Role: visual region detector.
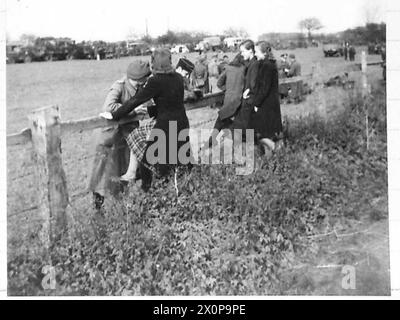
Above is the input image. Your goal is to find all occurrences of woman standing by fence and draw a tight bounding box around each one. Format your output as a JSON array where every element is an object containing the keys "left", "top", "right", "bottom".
[{"left": 250, "top": 41, "right": 282, "bottom": 155}]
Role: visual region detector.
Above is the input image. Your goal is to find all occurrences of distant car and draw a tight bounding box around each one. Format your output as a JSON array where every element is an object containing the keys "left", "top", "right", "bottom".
[
  {"left": 171, "top": 45, "right": 189, "bottom": 54},
  {"left": 323, "top": 43, "right": 342, "bottom": 57}
]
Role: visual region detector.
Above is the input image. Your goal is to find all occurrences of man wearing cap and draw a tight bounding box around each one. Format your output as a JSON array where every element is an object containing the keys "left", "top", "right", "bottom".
[
  {"left": 287, "top": 54, "right": 301, "bottom": 78},
  {"left": 88, "top": 60, "right": 151, "bottom": 209}
]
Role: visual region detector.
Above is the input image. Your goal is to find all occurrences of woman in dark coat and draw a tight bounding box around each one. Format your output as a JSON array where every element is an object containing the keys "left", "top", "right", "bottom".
[
  {"left": 201, "top": 52, "right": 245, "bottom": 150},
  {"left": 233, "top": 39, "right": 259, "bottom": 136},
  {"left": 250, "top": 41, "right": 282, "bottom": 154},
  {"left": 101, "top": 49, "right": 192, "bottom": 191}
]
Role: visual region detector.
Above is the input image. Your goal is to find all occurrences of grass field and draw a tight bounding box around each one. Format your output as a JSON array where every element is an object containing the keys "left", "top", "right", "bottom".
[{"left": 6, "top": 47, "right": 389, "bottom": 295}]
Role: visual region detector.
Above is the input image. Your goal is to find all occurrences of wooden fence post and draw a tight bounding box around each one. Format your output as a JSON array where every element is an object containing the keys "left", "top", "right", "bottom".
[
  {"left": 28, "top": 105, "right": 69, "bottom": 249},
  {"left": 313, "top": 62, "right": 327, "bottom": 120},
  {"left": 361, "top": 51, "right": 370, "bottom": 150}
]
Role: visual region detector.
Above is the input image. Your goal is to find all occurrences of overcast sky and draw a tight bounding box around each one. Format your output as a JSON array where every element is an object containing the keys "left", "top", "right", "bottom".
[{"left": 5, "top": 0, "right": 388, "bottom": 42}]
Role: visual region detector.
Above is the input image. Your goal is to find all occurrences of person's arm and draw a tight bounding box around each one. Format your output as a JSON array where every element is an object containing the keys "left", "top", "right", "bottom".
[
  {"left": 111, "top": 77, "right": 160, "bottom": 120},
  {"left": 102, "top": 81, "right": 123, "bottom": 112},
  {"left": 253, "top": 63, "right": 273, "bottom": 108},
  {"left": 216, "top": 70, "right": 227, "bottom": 91}
]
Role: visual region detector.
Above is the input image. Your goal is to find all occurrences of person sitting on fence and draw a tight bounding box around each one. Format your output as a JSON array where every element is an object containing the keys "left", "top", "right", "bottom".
[
  {"left": 99, "top": 50, "right": 194, "bottom": 192},
  {"left": 87, "top": 60, "right": 152, "bottom": 209},
  {"left": 277, "top": 53, "right": 289, "bottom": 78},
  {"left": 107, "top": 58, "right": 198, "bottom": 184},
  {"left": 286, "top": 54, "right": 301, "bottom": 78},
  {"left": 191, "top": 54, "right": 210, "bottom": 95}
]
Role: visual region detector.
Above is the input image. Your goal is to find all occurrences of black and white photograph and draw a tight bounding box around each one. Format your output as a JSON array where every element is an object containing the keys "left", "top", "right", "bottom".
[{"left": 2, "top": 0, "right": 398, "bottom": 297}]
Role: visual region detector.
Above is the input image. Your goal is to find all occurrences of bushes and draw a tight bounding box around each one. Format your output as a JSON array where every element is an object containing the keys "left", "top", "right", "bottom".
[{"left": 8, "top": 87, "right": 387, "bottom": 295}]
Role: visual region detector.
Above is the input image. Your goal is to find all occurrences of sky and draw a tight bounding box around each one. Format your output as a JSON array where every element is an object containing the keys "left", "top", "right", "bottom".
[{"left": 5, "top": 0, "right": 388, "bottom": 42}]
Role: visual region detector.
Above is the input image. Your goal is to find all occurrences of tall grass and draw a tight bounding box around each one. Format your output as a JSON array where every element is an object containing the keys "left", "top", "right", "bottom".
[{"left": 8, "top": 85, "right": 387, "bottom": 296}]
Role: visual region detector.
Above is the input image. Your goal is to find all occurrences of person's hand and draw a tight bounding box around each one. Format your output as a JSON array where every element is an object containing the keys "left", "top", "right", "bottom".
[
  {"left": 243, "top": 89, "right": 250, "bottom": 99},
  {"left": 134, "top": 104, "right": 148, "bottom": 115},
  {"left": 99, "top": 112, "right": 113, "bottom": 120},
  {"left": 254, "top": 106, "right": 258, "bottom": 113}
]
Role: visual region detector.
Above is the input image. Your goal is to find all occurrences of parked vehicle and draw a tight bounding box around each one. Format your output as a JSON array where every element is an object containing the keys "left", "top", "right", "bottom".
[
  {"left": 323, "top": 43, "right": 342, "bottom": 57},
  {"left": 170, "top": 44, "right": 189, "bottom": 54},
  {"left": 127, "top": 41, "right": 152, "bottom": 56},
  {"left": 202, "top": 36, "right": 223, "bottom": 51},
  {"left": 6, "top": 43, "right": 26, "bottom": 63}
]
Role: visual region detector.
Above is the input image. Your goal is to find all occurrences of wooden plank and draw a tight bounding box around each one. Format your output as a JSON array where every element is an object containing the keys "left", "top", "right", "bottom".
[
  {"left": 28, "top": 105, "right": 69, "bottom": 248},
  {"left": 7, "top": 128, "right": 32, "bottom": 146}
]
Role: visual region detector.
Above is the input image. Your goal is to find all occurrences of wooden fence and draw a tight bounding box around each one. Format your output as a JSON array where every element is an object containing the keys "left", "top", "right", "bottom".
[{"left": 6, "top": 54, "right": 380, "bottom": 248}]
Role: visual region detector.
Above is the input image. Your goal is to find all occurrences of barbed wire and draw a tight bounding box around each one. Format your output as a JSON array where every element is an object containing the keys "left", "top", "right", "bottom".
[{"left": 7, "top": 204, "right": 39, "bottom": 218}]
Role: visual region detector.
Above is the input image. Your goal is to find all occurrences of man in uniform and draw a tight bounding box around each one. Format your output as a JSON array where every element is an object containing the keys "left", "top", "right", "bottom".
[
  {"left": 286, "top": 54, "right": 302, "bottom": 103},
  {"left": 88, "top": 60, "right": 151, "bottom": 209}
]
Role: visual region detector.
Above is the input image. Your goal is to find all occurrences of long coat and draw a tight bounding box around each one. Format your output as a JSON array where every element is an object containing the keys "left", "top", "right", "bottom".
[
  {"left": 233, "top": 57, "right": 259, "bottom": 130},
  {"left": 250, "top": 58, "right": 282, "bottom": 140},
  {"left": 88, "top": 77, "right": 140, "bottom": 196},
  {"left": 111, "top": 72, "right": 191, "bottom": 175},
  {"left": 216, "top": 64, "right": 245, "bottom": 120}
]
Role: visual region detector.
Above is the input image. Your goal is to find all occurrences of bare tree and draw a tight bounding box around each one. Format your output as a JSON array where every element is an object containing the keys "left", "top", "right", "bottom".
[{"left": 298, "top": 18, "right": 323, "bottom": 41}]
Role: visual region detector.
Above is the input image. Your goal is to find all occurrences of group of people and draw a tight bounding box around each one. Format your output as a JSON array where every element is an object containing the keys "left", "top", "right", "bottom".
[
  {"left": 343, "top": 42, "right": 356, "bottom": 61},
  {"left": 88, "top": 40, "right": 283, "bottom": 210}
]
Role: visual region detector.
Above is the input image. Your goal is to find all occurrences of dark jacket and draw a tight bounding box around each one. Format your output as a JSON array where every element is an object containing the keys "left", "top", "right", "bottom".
[
  {"left": 216, "top": 64, "right": 245, "bottom": 120},
  {"left": 112, "top": 72, "right": 191, "bottom": 171},
  {"left": 243, "top": 57, "right": 259, "bottom": 106},
  {"left": 287, "top": 61, "right": 301, "bottom": 77},
  {"left": 250, "top": 58, "right": 282, "bottom": 140}
]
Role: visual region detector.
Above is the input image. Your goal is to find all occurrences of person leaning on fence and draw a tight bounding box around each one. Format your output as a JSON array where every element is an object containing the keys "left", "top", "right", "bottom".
[
  {"left": 87, "top": 60, "right": 151, "bottom": 209},
  {"left": 99, "top": 49, "right": 193, "bottom": 192},
  {"left": 108, "top": 57, "right": 198, "bottom": 185},
  {"left": 249, "top": 41, "right": 283, "bottom": 157},
  {"left": 200, "top": 52, "right": 245, "bottom": 151}
]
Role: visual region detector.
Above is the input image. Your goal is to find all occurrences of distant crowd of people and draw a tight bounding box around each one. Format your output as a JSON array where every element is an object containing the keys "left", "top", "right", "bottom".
[{"left": 89, "top": 40, "right": 293, "bottom": 209}]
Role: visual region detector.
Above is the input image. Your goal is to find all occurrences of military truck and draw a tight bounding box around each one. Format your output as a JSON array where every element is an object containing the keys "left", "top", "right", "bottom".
[
  {"left": 322, "top": 43, "right": 342, "bottom": 57},
  {"left": 6, "top": 43, "right": 26, "bottom": 63},
  {"left": 33, "top": 37, "right": 75, "bottom": 61},
  {"left": 127, "top": 41, "right": 152, "bottom": 56},
  {"left": 71, "top": 42, "right": 95, "bottom": 60}
]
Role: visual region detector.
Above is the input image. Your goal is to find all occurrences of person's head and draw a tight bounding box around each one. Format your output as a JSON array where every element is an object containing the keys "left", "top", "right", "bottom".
[
  {"left": 255, "top": 41, "right": 272, "bottom": 60},
  {"left": 223, "top": 55, "right": 229, "bottom": 63},
  {"left": 280, "top": 54, "right": 287, "bottom": 62},
  {"left": 176, "top": 58, "right": 195, "bottom": 78},
  {"left": 126, "top": 60, "right": 151, "bottom": 87},
  {"left": 239, "top": 39, "right": 255, "bottom": 61},
  {"left": 229, "top": 52, "right": 244, "bottom": 67},
  {"left": 289, "top": 53, "right": 296, "bottom": 63},
  {"left": 151, "top": 48, "right": 174, "bottom": 74}
]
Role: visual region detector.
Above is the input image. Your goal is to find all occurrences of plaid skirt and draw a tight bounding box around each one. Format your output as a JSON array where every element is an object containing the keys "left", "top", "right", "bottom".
[{"left": 125, "top": 119, "right": 157, "bottom": 173}]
